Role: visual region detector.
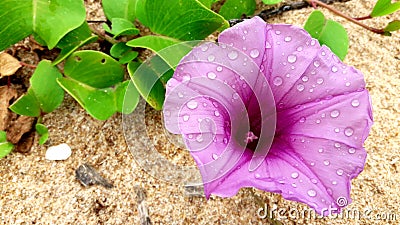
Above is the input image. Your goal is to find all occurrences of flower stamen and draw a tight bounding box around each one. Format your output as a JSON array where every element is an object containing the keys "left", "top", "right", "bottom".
[{"left": 245, "top": 131, "right": 258, "bottom": 144}]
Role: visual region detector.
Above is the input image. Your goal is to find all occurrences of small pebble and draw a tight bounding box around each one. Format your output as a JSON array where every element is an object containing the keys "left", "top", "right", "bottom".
[{"left": 45, "top": 143, "right": 72, "bottom": 160}]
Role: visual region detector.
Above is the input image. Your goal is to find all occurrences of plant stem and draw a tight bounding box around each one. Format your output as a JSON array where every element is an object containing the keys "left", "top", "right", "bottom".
[
  {"left": 354, "top": 15, "right": 372, "bottom": 21},
  {"left": 89, "top": 25, "right": 117, "bottom": 45},
  {"left": 20, "top": 62, "right": 37, "bottom": 68},
  {"left": 306, "top": 0, "right": 385, "bottom": 34}
]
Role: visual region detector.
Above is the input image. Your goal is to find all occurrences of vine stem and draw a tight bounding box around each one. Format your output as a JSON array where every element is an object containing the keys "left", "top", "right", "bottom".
[
  {"left": 306, "top": 0, "right": 385, "bottom": 34},
  {"left": 89, "top": 25, "right": 118, "bottom": 45}
]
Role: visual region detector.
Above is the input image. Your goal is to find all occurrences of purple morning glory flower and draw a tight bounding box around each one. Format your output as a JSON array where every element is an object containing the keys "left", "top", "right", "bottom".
[{"left": 163, "top": 17, "right": 373, "bottom": 215}]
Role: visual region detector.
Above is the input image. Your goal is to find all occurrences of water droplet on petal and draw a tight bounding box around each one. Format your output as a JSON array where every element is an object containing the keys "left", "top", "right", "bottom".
[
  {"left": 302, "top": 76, "right": 309, "bottom": 82},
  {"left": 332, "top": 181, "right": 337, "bottom": 185},
  {"left": 284, "top": 36, "right": 292, "bottom": 42},
  {"left": 310, "top": 40, "right": 316, "bottom": 46},
  {"left": 291, "top": 172, "right": 299, "bottom": 179},
  {"left": 316, "top": 119, "right": 321, "bottom": 124},
  {"left": 212, "top": 153, "right": 218, "bottom": 160},
  {"left": 255, "top": 173, "right": 261, "bottom": 179},
  {"left": 307, "top": 189, "right": 316, "bottom": 197},
  {"left": 292, "top": 183, "right": 297, "bottom": 188},
  {"left": 331, "top": 66, "right": 338, "bottom": 73},
  {"left": 186, "top": 100, "right": 198, "bottom": 109},
  {"left": 228, "top": 51, "right": 238, "bottom": 60},
  {"left": 334, "top": 128, "right": 340, "bottom": 133},
  {"left": 330, "top": 110, "right": 340, "bottom": 118},
  {"left": 178, "top": 92, "right": 184, "bottom": 98},
  {"left": 275, "top": 30, "right": 281, "bottom": 35},
  {"left": 351, "top": 99, "right": 360, "bottom": 107},
  {"left": 207, "top": 72, "right": 216, "bottom": 80},
  {"left": 273, "top": 77, "right": 283, "bottom": 86},
  {"left": 208, "top": 55, "right": 215, "bottom": 62},
  {"left": 321, "top": 51, "right": 326, "bottom": 56},
  {"left": 318, "top": 148, "right": 324, "bottom": 153},
  {"left": 183, "top": 115, "right": 190, "bottom": 121},
  {"left": 297, "top": 84, "right": 305, "bottom": 92},
  {"left": 201, "top": 45, "right": 208, "bottom": 52},
  {"left": 313, "top": 61, "right": 320, "bottom": 67},
  {"left": 336, "top": 169, "right": 344, "bottom": 176},
  {"left": 297, "top": 46, "right": 303, "bottom": 52},
  {"left": 250, "top": 49, "right": 260, "bottom": 58},
  {"left": 334, "top": 142, "right": 341, "bottom": 148},
  {"left": 223, "top": 138, "right": 228, "bottom": 144},
  {"left": 232, "top": 93, "right": 240, "bottom": 100},
  {"left": 265, "top": 41, "right": 271, "bottom": 49},
  {"left": 196, "top": 135, "right": 203, "bottom": 142},
  {"left": 216, "top": 66, "right": 223, "bottom": 72},
  {"left": 183, "top": 74, "right": 191, "bottom": 81},
  {"left": 344, "top": 127, "right": 354, "bottom": 137},
  {"left": 214, "top": 110, "right": 220, "bottom": 117},
  {"left": 323, "top": 160, "right": 330, "bottom": 166},
  {"left": 348, "top": 148, "right": 356, "bottom": 154},
  {"left": 299, "top": 117, "right": 306, "bottom": 123},
  {"left": 345, "top": 82, "right": 351, "bottom": 87},
  {"left": 311, "top": 179, "right": 318, "bottom": 184},
  {"left": 287, "top": 55, "right": 297, "bottom": 63}
]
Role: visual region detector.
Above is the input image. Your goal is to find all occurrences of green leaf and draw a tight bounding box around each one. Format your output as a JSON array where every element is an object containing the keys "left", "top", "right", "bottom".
[
  {"left": 9, "top": 89, "right": 41, "bottom": 117},
  {"left": 115, "top": 80, "right": 140, "bottom": 114},
  {"left": 304, "top": 10, "right": 348, "bottom": 60},
  {"left": 64, "top": 50, "right": 125, "bottom": 88},
  {"left": 102, "top": 0, "right": 137, "bottom": 21},
  {"left": 127, "top": 35, "right": 182, "bottom": 52},
  {"left": 35, "top": 123, "right": 49, "bottom": 145},
  {"left": 53, "top": 22, "right": 98, "bottom": 65},
  {"left": 371, "top": 0, "right": 400, "bottom": 17},
  {"left": 135, "top": 0, "right": 229, "bottom": 41},
  {"left": 30, "top": 60, "right": 64, "bottom": 113},
  {"left": 57, "top": 77, "right": 117, "bottom": 120},
  {"left": 384, "top": 20, "right": 400, "bottom": 32},
  {"left": 127, "top": 36, "right": 196, "bottom": 69},
  {"left": 110, "top": 42, "right": 139, "bottom": 64},
  {"left": 103, "top": 18, "right": 140, "bottom": 38},
  {"left": 262, "top": 0, "right": 283, "bottom": 4},
  {"left": 128, "top": 61, "right": 166, "bottom": 110},
  {"left": 198, "top": 0, "right": 219, "bottom": 8},
  {"left": 219, "top": 0, "right": 256, "bottom": 20},
  {"left": 0, "top": 131, "right": 13, "bottom": 158},
  {"left": 0, "top": 0, "right": 86, "bottom": 50}
]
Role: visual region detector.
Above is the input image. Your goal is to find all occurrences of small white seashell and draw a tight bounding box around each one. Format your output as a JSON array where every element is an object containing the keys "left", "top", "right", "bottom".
[{"left": 45, "top": 143, "right": 72, "bottom": 160}]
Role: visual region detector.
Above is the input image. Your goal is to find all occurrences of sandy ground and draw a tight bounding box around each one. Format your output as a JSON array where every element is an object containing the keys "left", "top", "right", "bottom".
[{"left": 1, "top": 0, "right": 399, "bottom": 224}]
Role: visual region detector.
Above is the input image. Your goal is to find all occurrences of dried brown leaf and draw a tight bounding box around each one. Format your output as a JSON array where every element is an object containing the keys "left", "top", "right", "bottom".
[
  {"left": 6, "top": 116, "right": 35, "bottom": 144},
  {"left": 0, "top": 86, "right": 18, "bottom": 130},
  {"left": 0, "top": 52, "right": 21, "bottom": 77}
]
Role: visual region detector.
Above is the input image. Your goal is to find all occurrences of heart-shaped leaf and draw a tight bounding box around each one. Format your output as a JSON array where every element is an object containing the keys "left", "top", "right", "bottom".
[
  {"left": 102, "top": 18, "right": 140, "bottom": 38},
  {"left": 371, "top": 0, "right": 400, "bottom": 17},
  {"left": 0, "top": 0, "right": 86, "bottom": 50},
  {"left": 102, "top": 0, "right": 137, "bottom": 21},
  {"left": 57, "top": 77, "right": 116, "bottom": 120},
  {"left": 30, "top": 60, "right": 64, "bottom": 113},
  {"left": 53, "top": 22, "right": 98, "bottom": 65},
  {"left": 64, "top": 50, "right": 125, "bottom": 88},
  {"left": 10, "top": 60, "right": 64, "bottom": 116},
  {"left": 0, "top": 131, "right": 14, "bottom": 158},
  {"left": 135, "top": 0, "right": 229, "bottom": 41},
  {"left": 219, "top": 0, "right": 256, "bottom": 20},
  {"left": 304, "top": 10, "right": 349, "bottom": 60},
  {"left": 9, "top": 89, "right": 41, "bottom": 117}
]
